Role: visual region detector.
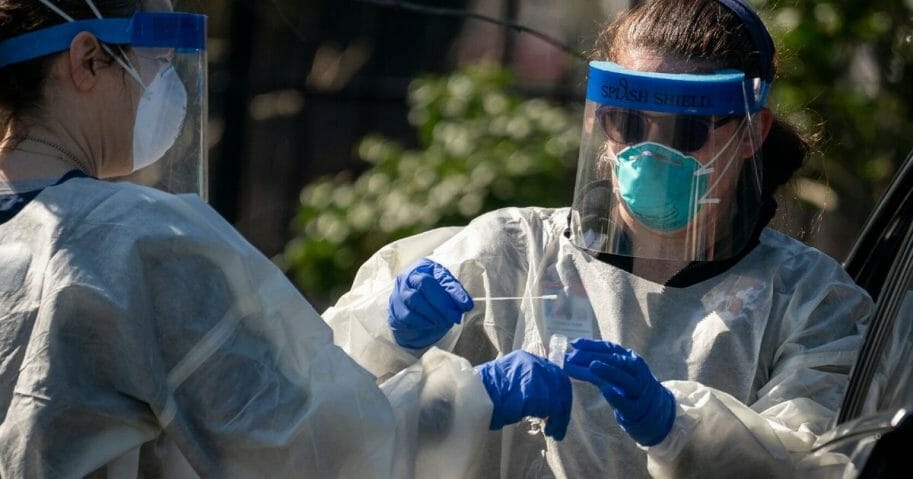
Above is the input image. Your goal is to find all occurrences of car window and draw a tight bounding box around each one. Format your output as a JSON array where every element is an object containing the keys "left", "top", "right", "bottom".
[
  {"left": 844, "top": 151, "right": 913, "bottom": 302},
  {"left": 838, "top": 149, "right": 913, "bottom": 424},
  {"left": 863, "top": 291, "right": 913, "bottom": 415},
  {"left": 839, "top": 243, "right": 913, "bottom": 424}
]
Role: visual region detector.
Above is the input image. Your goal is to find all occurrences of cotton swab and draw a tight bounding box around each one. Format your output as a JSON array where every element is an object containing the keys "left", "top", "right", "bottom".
[{"left": 471, "top": 294, "right": 558, "bottom": 301}]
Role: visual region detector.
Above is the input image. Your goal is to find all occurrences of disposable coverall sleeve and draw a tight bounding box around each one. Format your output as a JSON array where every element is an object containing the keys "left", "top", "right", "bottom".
[
  {"left": 644, "top": 252, "right": 872, "bottom": 478},
  {"left": 6, "top": 219, "right": 399, "bottom": 477},
  {"left": 2, "top": 190, "right": 493, "bottom": 478},
  {"left": 136, "top": 206, "right": 491, "bottom": 478}
]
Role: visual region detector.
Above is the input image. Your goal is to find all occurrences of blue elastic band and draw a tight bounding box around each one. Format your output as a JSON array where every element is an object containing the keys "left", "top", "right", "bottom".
[
  {"left": 0, "top": 12, "right": 206, "bottom": 69},
  {"left": 716, "top": 0, "right": 775, "bottom": 82},
  {"left": 586, "top": 61, "right": 763, "bottom": 115}
]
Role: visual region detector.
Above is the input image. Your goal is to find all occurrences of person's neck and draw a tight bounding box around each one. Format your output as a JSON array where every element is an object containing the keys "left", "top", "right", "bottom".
[
  {"left": 630, "top": 257, "right": 690, "bottom": 283},
  {"left": 615, "top": 219, "right": 705, "bottom": 283},
  {"left": 0, "top": 150, "right": 79, "bottom": 183},
  {"left": 0, "top": 121, "right": 98, "bottom": 178},
  {"left": 625, "top": 223, "right": 688, "bottom": 258}
]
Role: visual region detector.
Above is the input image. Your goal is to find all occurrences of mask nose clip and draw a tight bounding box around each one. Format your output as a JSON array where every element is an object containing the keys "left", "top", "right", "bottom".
[{"left": 641, "top": 149, "right": 682, "bottom": 166}]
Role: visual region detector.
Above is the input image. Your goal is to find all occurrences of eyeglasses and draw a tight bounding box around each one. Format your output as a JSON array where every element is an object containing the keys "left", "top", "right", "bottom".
[{"left": 595, "top": 106, "right": 737, "bottom": 153}]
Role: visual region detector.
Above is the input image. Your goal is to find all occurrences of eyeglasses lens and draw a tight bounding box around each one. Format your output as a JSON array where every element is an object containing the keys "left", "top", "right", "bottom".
[
  {"left": 672, "top": 118, "right": 710, "bottom": 153},
  {"left": 597, "top": 107, "right": 718, "bottom": 153}
]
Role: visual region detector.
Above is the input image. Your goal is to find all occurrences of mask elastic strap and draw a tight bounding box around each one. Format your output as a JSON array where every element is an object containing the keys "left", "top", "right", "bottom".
[
  {"left": 696, "top": 120, "right": 752, "bottom": 205},
  {"left": 83, "top": 0, "right": 105, "bottom": 18},
  {"left": 694, "top": 119, "right": 749, "bottom": 176},
  {"left": 38, "top": 0, "right": 73, "bottom": 21},
  {"left": 82, "top": 0, "right": 146, "bottom": 88},
  {"left": 38, "top": 0, "right": 146, "bottom": 88}
]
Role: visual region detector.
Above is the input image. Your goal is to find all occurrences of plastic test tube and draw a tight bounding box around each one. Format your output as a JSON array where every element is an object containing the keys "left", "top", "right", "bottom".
[
  {"left": 547, "top": 333, "right": 569, "bottom": 368},
  {"left": 526, "top": 333, "right": 570, "bottom": 436}
]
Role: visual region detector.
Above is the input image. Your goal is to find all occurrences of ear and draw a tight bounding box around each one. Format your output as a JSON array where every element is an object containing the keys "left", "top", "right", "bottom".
[
  {"left": 740, "top": 108, "right": 773, "bottom": 158},
  {"left": 67, "top": 31, "right": 107, "bottom": 92}
]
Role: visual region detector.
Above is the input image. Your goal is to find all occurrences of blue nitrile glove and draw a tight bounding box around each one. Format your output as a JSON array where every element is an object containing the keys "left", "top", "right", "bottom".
[
  {"left": 474, "top": 350, "right": 573, "bottom": 440},
  {"left": 388, "top": 258, "right": 474, "bottom": 349},
  {"left": 564, "top": 338, "right": 675, "bottom": 446}
]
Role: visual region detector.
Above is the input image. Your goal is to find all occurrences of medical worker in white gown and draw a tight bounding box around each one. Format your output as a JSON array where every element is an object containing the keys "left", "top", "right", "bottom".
[
  {"left": 0, "top": 1, "right": 573, "bottom": 477},
  {"left": 324, "top": 0, "right": 874, "bottom": 477}
]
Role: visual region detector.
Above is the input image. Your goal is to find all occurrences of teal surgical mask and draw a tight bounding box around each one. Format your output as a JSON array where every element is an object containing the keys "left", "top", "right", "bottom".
[{"left": 612, "top": 125, "right": 745, "bottom": 232}]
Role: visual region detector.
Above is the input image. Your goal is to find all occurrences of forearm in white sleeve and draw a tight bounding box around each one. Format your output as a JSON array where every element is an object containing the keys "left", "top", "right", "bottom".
[{"left": 380, "top": 348, "right": 494, "bottom": 479}]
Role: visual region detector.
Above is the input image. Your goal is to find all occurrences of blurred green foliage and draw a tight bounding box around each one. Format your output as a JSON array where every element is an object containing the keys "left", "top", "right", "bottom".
[
  {"left": 281, "top": 65, "right": 580, "bottom": 307},
  {"left": 765, "top": 0, "right": 913, "bottom": 225},
  {"left": 283, "top": 1, "right": 913, "bottom": 307}
]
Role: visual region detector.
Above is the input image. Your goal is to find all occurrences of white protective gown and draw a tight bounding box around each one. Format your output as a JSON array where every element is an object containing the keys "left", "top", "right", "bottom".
[
  {"left": 0, "top": 177, "right": 491, "bottom": 478},
  {"left": 324, "top": 206, "right": 874, "bottom": 478}
]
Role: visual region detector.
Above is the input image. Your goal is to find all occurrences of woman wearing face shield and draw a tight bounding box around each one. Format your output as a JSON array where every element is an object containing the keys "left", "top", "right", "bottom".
[
  {"left": 0, "top": 1, "right": 575, "bottom": 477},
  {"left": 324, "top": 0, "right": 874, "bottom": 477}
]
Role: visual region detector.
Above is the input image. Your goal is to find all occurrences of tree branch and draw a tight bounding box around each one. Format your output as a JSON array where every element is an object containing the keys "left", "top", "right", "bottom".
[{"left": 355, "top": 0, "right": 587, "bottom": 61}]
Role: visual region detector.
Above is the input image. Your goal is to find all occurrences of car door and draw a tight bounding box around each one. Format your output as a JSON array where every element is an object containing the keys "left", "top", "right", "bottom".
[{"left": 799, "top": 148, "right": 913, "bottom": 476}]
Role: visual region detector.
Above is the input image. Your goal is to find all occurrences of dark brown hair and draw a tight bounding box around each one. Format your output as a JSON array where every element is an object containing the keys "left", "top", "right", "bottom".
[
  {"left": 594, "top": 0, "right": 811, "bottom": 196},
  {"left": 0, "top": 0, "right": 137, "bottom": 122}
]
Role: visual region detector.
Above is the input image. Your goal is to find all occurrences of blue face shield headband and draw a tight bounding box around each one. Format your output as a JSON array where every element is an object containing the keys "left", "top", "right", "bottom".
[
  {"left": 585, "top": 61, "right": 768, "bottom": 115},
  {"left": 0, "top": 12, "right": 206, "bottom": 69}
]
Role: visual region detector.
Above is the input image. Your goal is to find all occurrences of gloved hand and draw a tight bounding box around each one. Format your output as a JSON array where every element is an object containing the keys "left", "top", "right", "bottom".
[
  {"left": 474, "top": 350, "right": 573, "bottom": 440},
  {"left": 564, "top": 338, "right": 675, "bottom": 446},
  {"left": 388, "top": 258, "right": 474, "bottom": 349}
]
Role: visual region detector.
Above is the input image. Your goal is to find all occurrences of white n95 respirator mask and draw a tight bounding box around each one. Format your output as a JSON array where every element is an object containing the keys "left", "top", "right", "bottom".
[{"left": 132, "top": 65, "right": 188, "bottom": 172}]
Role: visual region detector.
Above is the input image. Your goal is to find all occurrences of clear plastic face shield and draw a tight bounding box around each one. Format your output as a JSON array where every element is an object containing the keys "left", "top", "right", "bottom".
[
  {"left": 568, "top": 61, "right": 769, "bottom": 262},
  {"left": 0, "top": 1, "right": 207, "bottom": 197},
  {"left": 118, "top": 10, "right": 208, "bottom": 198}
]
